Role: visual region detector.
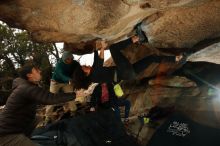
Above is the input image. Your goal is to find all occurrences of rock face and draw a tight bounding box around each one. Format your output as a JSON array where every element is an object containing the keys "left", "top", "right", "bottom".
[
  {"left": 1, "top": 1, "right": 220, "bottom": 145},
  {"left": 142, "top": 0, "right": 220, "bottom": 48},
  {"left": 127, "top": 76, "right": 200, "bottom": 114},
  {"left": 188, "top": 42, "right": 220, "bottom": 64},
  {"left": 0, "top": 0, "right": 146, "bottom": 43},
  {"left": 1, "top": 0, "right": 220, "bottom": 52}
]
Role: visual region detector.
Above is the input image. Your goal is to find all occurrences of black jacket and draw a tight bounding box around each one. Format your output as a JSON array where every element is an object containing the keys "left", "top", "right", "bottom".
[
  {"left": 0, "top": 78, "right": 75, "bottom": 137},
  {"left": 90, "top": 83, "right": 117, "bottom": 109}
]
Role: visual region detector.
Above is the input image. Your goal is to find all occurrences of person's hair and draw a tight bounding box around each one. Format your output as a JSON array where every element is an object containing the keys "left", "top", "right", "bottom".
[
  {"left": 72, "top": 62, "right": 91, "bottom": 89},
  {"left": 18, "top": 63, "right": 38, "bottom": 80}
]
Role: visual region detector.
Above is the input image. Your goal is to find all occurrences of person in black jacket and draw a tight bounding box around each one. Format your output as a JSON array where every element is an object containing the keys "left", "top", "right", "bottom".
[
  {"left": 0, "top": 63, "right": 76, "bottom": 146},
  {"left": 72, "top": 35, "right": 185, "bottom": 89},
  {"left": 90, "top": 83, "right": 131, "bottom": 122}
]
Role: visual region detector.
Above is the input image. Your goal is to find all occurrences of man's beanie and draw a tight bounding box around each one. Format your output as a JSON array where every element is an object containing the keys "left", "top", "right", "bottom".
[{"left": 62, "top": 51, "right": 73, "bottom": 62}]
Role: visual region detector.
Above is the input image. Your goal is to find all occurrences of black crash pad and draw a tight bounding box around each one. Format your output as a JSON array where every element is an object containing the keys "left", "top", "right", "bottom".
[
  {"left": 147, "top": 112, "right": 220, "bottom": 146},
  {"left": 32, "top": 109, "right": 139, "bottom": 146}
]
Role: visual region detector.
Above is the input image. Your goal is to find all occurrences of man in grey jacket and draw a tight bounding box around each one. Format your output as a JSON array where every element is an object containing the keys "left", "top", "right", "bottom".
[{"left": 0, "top": 63, "right": 76, "bottom": 146}]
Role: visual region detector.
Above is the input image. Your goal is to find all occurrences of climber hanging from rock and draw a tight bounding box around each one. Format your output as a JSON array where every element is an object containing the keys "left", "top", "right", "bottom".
[{"left": 71, "top": 26, "right": 188, "bottom": 89}]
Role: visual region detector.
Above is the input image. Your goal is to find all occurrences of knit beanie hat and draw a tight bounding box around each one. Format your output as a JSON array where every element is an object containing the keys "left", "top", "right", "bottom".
[{"left": 62, "top": 51, "right": 73, "bottom": 62}]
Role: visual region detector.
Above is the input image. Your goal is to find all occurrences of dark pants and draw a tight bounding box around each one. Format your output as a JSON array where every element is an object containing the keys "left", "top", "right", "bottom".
[
  {"left": 113, "top": 98, "right": 131, "bottom": 120},
  {"left": 109, "top": 38, "right": 176, "bottom": 80}
]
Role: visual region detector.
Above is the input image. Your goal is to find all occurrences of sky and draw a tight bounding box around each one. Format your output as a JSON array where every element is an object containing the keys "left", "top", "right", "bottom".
[{"left": 56, "top": 43, "right": 111, "bottom": 66}]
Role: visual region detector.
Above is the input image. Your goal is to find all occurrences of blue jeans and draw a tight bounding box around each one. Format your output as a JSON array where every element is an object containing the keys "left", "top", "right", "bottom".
[{"left": 113, "top": 99, "right": 131, "bottom": 121}]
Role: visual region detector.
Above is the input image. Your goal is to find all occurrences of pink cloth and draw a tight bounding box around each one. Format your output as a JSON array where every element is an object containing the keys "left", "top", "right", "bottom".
[{"left": 101, "top": 83, "right": 109, "bottom": 103}]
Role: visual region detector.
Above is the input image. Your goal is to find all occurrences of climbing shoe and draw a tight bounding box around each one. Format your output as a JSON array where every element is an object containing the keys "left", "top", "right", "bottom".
[
  {"left": 177, "top": 52, "right": 189, "bottom": 65},
  {"left": 135, "top": 22, "right": 148, "bottom": 43}
]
